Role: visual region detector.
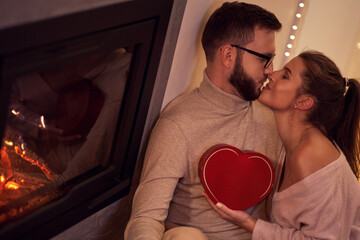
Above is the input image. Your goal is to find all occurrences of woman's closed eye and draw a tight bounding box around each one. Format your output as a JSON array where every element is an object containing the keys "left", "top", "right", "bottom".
[
  {"left": 281, "top": 74, "right": 289, "bottom": 79},
  {"left": 280, "top": 69, "right": 289, "bottom": 79}
]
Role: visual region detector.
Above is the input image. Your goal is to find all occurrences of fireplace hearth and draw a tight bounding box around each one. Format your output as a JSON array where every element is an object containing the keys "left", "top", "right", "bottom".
[{"left": 0, "top": 0, "right": 177, "bottom": 239}]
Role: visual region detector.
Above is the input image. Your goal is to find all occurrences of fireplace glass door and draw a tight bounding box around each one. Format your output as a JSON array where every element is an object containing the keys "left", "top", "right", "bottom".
[
  {"left": 0, "top": 47, "right": 132, "bottom": 224},
  {"left": 0, "top": 1, "right": 173, "bottom": 237}
]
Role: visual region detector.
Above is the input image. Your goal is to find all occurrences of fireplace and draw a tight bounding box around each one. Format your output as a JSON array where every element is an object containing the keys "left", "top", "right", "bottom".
[{"left": 0, "top": 0, "right": 177, "bottom": 238}]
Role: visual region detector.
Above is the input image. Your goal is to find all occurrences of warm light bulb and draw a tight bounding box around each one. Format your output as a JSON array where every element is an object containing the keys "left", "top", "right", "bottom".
[
  {"left": 357, "top": 42, "right": 360, "bottom": 50},
  {"left": 285, "top": 52, "right": 290, "bottom": 57},
  {"left": 287, "top": 44, "right": 293, "bottom": 49},
  {"left": 290, "top": 35, "right": 295, "bottom": 40},
  {"left": 296, "top": 13, "right": 301, "bottom": 18},
  {"left": 292, "top": 25, "right": 298, "bottom": 30},
  {"left": 299, "top": 2, "right": 305, "bottom": 7}
]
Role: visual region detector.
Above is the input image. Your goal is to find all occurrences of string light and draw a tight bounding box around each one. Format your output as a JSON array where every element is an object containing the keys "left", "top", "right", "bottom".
[{"left": 281, "top": 0, "right": 307, "bottom": 64}]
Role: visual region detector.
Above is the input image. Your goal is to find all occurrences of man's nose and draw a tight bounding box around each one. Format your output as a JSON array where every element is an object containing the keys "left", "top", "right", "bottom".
[{"left": 264, "top": 62, "right": 274, "bottom": 76}]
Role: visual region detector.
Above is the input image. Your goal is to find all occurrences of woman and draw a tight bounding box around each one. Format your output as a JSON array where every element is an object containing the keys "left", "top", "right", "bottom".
[{"left": 204, "top": 51, "right": 360, "bottom": 239}]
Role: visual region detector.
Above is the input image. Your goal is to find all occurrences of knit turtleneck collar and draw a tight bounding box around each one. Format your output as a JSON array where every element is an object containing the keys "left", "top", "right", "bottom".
[{"left": 198, "top": 70, "right": 251, "bottom": 112}]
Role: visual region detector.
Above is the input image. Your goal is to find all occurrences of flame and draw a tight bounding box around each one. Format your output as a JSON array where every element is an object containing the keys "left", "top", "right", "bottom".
[
  {"left": 5, "top": 181, "right": 19, "bottom": 190},
  {"left": 40, "top": 115, "right": 46, "bottom": 129},
  {"left": 11, "top": 146, "right": 51, "bottom": 177},
  {"left": 1, "top": 145, "right": 53, "bottom": 182},
  {"left": 4, "top": 140, "right": 13, "bottom": 146},
  {"left": 11, "top": 110, "right": 20, "bottom": 116}
]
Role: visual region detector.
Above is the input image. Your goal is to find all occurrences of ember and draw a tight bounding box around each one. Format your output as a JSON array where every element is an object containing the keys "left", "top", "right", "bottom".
[
  {"left": 0, "top": 142, "right": 60, "bottom": 225},
  {"left": 0, "top": 147, "right": 13, "bottom": 188},
  {"left": 11, "top": 146, "right": 52, "bottom": 179},
  {"left": 5, "top": 181, "right": 19, "bottom": 190}
]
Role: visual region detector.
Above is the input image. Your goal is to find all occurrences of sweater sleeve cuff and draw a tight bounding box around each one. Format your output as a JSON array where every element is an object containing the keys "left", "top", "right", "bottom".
[{"left": 252, "top": 219, "right": 275, "bottom": 239}]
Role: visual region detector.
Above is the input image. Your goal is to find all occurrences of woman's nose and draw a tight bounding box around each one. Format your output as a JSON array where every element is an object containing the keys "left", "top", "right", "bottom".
[{"left": 267, "top": 71, "right": 277, "bottom": 82}]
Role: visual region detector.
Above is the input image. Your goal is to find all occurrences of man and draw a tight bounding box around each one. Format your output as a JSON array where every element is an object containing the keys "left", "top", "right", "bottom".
[{"left": 125, "top": 2, "right": 283, "bottom": 239}]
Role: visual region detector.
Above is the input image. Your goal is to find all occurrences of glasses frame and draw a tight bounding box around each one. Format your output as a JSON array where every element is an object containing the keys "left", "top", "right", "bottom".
[{"left": 231, "top": 44, "right": 275, "bottom": 69}]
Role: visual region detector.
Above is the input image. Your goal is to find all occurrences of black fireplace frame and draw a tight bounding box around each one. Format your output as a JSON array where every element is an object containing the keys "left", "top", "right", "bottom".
[{"left": 0, "top": 0, "right": 175, "bottom": 239}]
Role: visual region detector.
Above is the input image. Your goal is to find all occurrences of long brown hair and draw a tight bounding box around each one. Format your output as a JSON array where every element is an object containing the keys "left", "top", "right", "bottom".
[{"left": 298, "top": 51, "right": 360, "bottom": 179}]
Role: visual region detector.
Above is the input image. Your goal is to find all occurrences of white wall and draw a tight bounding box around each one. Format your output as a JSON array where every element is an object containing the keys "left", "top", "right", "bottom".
[
  {"left": 292, "top": 0, "right": 360, "bottom": 78},
  {"left": 162, "top": 0, "right": 360, "bottom": 109}
]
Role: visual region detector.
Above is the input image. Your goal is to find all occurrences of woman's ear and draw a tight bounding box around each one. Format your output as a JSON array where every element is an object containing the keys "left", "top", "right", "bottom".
[
  {"left": 219, "top": 45, "right": 235, "bottom": 69},
  {"left": 295, "top": 95, "right": 315, "bottom": 110}
]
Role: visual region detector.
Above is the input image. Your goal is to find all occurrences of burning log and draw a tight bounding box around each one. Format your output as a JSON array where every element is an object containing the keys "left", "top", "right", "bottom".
[
  {"left": 0, "top": 147, "right": 13, "bottom": 191},
  {"left": 10, "top": 146, "right": 52, "bottom": 180}
]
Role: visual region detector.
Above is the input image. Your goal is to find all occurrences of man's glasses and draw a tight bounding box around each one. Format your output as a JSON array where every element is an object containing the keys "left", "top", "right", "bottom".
[{"left": 231, "top": 44, "right": 275, "bottom": 69}]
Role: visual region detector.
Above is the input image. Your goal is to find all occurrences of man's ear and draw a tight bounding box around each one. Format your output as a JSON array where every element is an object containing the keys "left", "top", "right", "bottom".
[
  {"left": 295, "top": 95, "right": 315, "bottom": 110},
  {"left": 219, "top": 45, "right": 235, "bottom": 69}
]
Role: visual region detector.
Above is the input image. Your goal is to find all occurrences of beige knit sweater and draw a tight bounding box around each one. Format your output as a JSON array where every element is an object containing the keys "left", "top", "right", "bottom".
[
  {"left": 125, "top": 72, "right": 283, "bottom": 240},
  {"left": 253, "top": 149, "right": 360, "bottom": 239}
]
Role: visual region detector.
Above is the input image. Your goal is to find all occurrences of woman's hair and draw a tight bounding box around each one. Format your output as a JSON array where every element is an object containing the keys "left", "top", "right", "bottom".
[
  {"left": 201, "top": 2, "right": 281, "bottom": 62},
  {"left": 298, "top": 51, "right": 360, "bottom": 179}
]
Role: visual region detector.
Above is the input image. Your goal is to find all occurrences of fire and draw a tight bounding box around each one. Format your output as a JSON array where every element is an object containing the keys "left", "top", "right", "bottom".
[
  {"left": 5, "top": 181, "right": 19, "bottom": 190},
  {"left": 39, "top": 115, "right": 47, "bottom": 129},
  {"left": 0, "top": 147, "right": 13, "bottom": 184},
  {"left": 12, "top": 146, "right": 51, "bottom": 177},
  {"left": 11, "top": 110, "right": 20, "bottom": 116},
  {"left": 4, "top": 140, "right": 13, "bottom": 147},
  {"left": 1, "top": 145, "right": 52, "bottom": 181}
]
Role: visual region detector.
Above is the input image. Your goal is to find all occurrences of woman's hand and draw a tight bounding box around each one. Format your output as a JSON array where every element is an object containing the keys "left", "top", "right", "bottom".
[{"left": 203, "top": 192, "right": 257, "bottom": 233}]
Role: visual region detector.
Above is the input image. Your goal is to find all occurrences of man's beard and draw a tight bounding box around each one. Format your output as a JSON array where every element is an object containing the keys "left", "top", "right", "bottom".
[{"left": 229, "top": 58, "right": 262, "bottom": 101}]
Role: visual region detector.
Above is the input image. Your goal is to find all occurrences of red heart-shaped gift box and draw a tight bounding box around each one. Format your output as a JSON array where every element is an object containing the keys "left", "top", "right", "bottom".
[{"left": 199, "top": 144, "right": 274, "bottom": 210}]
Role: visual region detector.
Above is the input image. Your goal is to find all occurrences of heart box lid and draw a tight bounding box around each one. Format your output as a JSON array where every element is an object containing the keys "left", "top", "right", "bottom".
[{"left": 199, "top": 144, "right": 274, "bottom": 210}]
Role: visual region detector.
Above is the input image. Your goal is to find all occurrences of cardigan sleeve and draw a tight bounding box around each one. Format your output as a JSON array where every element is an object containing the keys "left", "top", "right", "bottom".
[
  {"left": 252, "top": 219, "right": 324, "bottom": 240},
  {"left": 125, "top": 117, "right": 188, "bottom": 240},
  {"left": 252, "top": 191, "right": 341, "bottom": 240},
  {"left": 252, "top": 159, "right": 360, "bottom": 240}
]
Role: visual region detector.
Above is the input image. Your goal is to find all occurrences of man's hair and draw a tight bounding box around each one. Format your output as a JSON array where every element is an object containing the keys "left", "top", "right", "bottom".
[{"left": 201, "top": 2, "right": 282, "bottom": 62}]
